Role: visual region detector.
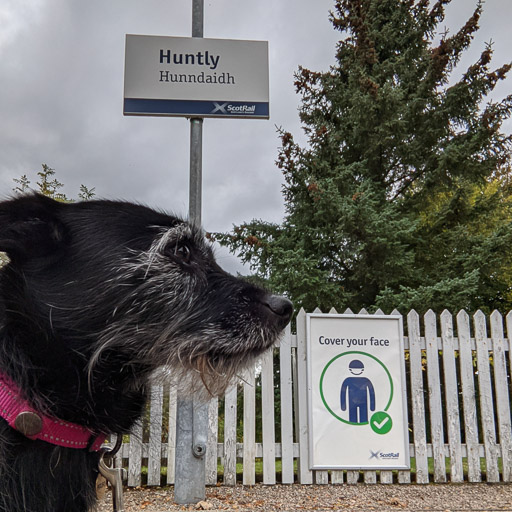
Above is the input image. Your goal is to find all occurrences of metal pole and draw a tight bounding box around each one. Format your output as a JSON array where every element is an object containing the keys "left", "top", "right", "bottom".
[
  {"left": 191, "top": 0, "right": 204, "bottom": 39},
  {"left": 188, "top": 118, "right": 203, "bottom": 227},
  {"left": 189, "top": 0, "right": 203, "bottom": 228},
  {"left": 174, "top": 0, "right": 209, "bottom": 505}
]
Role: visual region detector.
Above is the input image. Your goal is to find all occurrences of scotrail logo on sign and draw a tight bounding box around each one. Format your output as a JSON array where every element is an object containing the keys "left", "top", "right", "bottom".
[
  {"left": 211, "top": 102, "right": 257, "bottom": 115},
  {"left": 369, "top": 449, "right": 400, "bottom": 460},
  {"left": 124, "top": 35, "right": 269, "bottom": 119}
]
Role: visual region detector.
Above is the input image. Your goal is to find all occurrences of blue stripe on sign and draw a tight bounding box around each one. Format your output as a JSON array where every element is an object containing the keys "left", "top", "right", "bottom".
[{"left": 124, "top": 99, "right": 270, "bottom": 119}]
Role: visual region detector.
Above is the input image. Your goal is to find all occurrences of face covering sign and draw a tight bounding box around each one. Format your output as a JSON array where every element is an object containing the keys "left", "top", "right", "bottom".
[{"left": 306, "top": 313, "right": 410, "bottom": 470}]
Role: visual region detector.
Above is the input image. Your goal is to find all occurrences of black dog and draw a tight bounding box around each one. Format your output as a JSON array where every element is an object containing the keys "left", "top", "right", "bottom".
[{"left": 0, "top": 193, "right": 292, "bottom": 512}]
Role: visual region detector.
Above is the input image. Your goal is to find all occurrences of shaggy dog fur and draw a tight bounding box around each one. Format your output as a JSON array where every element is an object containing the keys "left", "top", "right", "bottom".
[{"left": 0, "top": 193, "right": 292, "bottom": 512}]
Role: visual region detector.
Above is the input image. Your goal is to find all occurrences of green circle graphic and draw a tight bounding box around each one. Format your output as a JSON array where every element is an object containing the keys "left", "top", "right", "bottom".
[{"left": 319, "top": 350, "right": 393, "bottom": 426}]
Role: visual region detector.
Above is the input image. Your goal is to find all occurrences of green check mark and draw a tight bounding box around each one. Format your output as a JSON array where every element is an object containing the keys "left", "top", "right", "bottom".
[{"left": 370, "top": 411, "right": 392, "bottom": 434}]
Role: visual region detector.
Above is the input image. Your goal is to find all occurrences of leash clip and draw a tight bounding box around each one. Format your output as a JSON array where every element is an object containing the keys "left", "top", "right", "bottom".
[{"left": 98, "top": 435, "right": 126, "bottom": 512}]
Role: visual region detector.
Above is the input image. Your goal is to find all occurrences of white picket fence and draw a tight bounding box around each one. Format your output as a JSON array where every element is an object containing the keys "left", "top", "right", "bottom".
[{"left": 110, "top": 308, "right": 512, "bottom": 486}]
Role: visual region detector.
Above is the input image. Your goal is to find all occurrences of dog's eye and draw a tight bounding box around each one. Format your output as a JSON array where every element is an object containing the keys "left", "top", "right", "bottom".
[
  {"left": 176, "top": 244, "right": 191, "bottom": 262},
  {"left": 167, "top": 243, "right": 192, "bottom": 266}
]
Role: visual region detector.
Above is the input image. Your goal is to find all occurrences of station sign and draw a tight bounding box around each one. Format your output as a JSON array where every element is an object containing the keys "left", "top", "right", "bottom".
[
  {"left": 307, "top": 313, "right": 410, "bottom": 470},
  {"left": 124, "top": 35, "right": 269, "bottom": 119}
]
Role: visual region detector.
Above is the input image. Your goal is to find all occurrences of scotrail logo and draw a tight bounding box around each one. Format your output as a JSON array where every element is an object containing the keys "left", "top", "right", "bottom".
[
  {"left": 211, "top": 102, "right": 256, "bottom": 115},
  {"left": 369, "top": 449, "right": 399, "bottom": 460}
]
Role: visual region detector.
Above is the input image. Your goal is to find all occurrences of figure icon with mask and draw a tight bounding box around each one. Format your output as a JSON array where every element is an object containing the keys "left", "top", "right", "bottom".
[{"left": 340, "top": 359, "right": 375, "bottom": 423}]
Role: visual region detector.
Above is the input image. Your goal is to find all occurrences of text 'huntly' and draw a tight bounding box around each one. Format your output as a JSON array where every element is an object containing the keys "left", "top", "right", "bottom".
[{"left": 159, "top": 49, "right": 220, "bottom": 70}]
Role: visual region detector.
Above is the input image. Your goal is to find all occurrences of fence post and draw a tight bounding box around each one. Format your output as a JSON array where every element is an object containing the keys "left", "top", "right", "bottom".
[
  {"left": 425, "top": 310, "right": 446, "bottom": 482},
  {"left": 490, "top": 311, "right": 512, "bottom": 482},
  {"left": 408, "top": 310, "right": 428, "bottom": 483},
  {"left": 296, "top": 308, "right": 313, "bottom": 484},
  {"left": 279, "top": 324, "right": 295, "bottom": 484},
  {"left": 261, "top": 347, "right": 276, "bottom": 484},
  {"left": 440, "top": 310, "right": 463, "bottom": 482},
  {"left": 148, "top": 385, "right": 164, "bottom": 486},
  {"left": 206, "top": 398, "right": 219, "bottom": 485},
  {"left": 166, "top": 387, "right": 177, "bottom": 485},
  {"left": 243, "top": 367, "right": 256, "bottom": 485},
  {"left": 128, "top": 420, "right": 143, "bottom": 487},
  {"left": 223, "top": 385, "right": 237, "bottom": 486},
  {"left": 474, "top": 310, "right": 500, "bottom": 482},
  {"left": 457, "top": 310, "right": 481, "bottom": 482}
]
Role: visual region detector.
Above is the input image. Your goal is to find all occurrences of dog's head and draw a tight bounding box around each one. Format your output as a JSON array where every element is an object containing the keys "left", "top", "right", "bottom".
[{"left": 0, "top": 193, "right": 292, "bottom": 417}]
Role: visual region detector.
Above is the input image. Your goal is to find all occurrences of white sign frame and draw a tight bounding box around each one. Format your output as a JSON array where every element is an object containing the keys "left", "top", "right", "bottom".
[
  {"left": 124, "top": 35, "right": 269, "bottom": 119},
  {"left": 306, "top": 313, "right": 410, "bottom": 470}
]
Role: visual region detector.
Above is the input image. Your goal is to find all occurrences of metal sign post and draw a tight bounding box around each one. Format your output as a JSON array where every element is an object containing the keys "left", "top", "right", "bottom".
[
  {"left": 174, "top": 0, "right": 209, "bottom": 505},
  {"left": 122, "top": 1, "right": 269, "bottom": 501}
]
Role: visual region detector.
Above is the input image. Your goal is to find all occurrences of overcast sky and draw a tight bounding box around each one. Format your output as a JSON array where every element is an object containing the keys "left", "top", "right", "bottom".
[{"left": 0, "top": 0, "right": 510, "bottom": 272}]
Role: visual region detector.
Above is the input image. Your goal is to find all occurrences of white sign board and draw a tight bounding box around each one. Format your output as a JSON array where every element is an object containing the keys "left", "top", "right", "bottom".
[
  {"left": 307, "top": 313, "right": 409, "bottom": 470},
  {"left": 124, "top": 35, "right": 269, "bottom": 119}
]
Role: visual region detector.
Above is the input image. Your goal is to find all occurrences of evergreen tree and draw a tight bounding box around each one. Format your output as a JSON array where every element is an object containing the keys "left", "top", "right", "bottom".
[
  {"left": 215, "top": 0, "right": 512, "bottom": 314},
  {"left": 12, "top": 164, "right": 95, "bottom": 202}
]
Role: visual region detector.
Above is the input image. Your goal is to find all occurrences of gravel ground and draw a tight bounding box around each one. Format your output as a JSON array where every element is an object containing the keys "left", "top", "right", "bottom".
[{"left": 96, "top": 484, "right": 512, "bottom": 511}]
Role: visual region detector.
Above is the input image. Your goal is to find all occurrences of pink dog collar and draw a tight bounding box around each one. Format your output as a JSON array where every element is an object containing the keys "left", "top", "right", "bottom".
[{"left": 0, "top": 372, "right": 106, "bottom": 451}]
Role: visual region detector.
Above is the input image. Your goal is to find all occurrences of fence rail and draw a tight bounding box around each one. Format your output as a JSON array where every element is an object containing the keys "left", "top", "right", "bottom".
[{"left": 110, "top": 309, "right": 512, "bottom": 486}]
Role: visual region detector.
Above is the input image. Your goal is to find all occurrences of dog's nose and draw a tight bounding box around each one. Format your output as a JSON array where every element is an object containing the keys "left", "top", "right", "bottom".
[{"left": 263, "top": 295, "right": 293, "bottom": 324}]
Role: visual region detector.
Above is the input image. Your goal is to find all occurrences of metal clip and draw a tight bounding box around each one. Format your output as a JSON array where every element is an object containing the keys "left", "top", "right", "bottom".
[{"left": 98, "top": 447, "right": 127, "bottom": 512}]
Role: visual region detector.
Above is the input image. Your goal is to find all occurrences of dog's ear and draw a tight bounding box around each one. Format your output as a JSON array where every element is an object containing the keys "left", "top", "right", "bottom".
[{"left": 0, "top": 193, "right": 67, "bottom": 261}]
